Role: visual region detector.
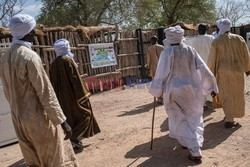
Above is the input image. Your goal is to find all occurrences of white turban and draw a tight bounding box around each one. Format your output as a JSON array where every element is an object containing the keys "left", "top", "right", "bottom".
[
  {"left": 53, "top": 38, "right": 74, "bottom": 58},
  {"left": 8, "top": 14, "right": 36, "bottom": 39},
  {"left": 216, "top": 19, "right": 231, "bottom": 35},
  {"left": 164, "top": 25, "right": 184, "bottom": 45}
]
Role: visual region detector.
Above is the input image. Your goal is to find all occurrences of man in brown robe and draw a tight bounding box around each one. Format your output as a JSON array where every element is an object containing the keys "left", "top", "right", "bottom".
[
  {"left": 50, "top": 39, "right": 100, "bottom": 151},
  {"left": 146, "top": 36, "right": 164, "bottom": 78},
  {"left": 0, "top": 14, "right": 78, "bottom": 166},
  {"left": 208, "top": 19, "right": 250, "bottom": 128},
  {"left": 146, "top": 36, "right": 164, "bottom": 104}
]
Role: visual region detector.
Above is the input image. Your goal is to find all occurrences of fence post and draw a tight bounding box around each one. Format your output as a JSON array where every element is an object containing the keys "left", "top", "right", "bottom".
[
  {"left": 240, "top": 26, "right": 246, "bottom": 40},
  {"left": 231, "top": 27, "right": 236, "bottom": 34},
  {"left": 136, "top": 29, "right": 146, "bottom": 78},
  {"left": 157, "top": 28, "right": 165, "bottom": 45}
]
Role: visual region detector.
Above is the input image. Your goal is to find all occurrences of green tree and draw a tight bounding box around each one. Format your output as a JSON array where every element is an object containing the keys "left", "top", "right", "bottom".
[
  {"left": 37, "top": 0, "right": 144, "bottom": 28},
  {"left": 37, "top": 0, "right": 115, "bottom": 26},
  {"left": 37, "top": 0, "right": 216, "bottom": 29},
  {"left": 120, "top": 0, "right": 216, "bottom": 28},
  {"left": 159, "top": 0, "right": 216, "bottom": 25}
]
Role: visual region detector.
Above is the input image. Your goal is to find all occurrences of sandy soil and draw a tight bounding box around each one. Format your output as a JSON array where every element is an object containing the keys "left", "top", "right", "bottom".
[{"left": 1, "top": 77, "right": 250, "bottom": 167}]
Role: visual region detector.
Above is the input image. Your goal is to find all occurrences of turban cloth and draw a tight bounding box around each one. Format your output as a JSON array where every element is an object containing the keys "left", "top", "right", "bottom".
[
  {"left": 164, "top": 25, "right": 184, "bottom": 45},
  {"left": 216, "top": 19, "right": 231, "bottom": 35},
  {"left": 8, "top": 14, "right": 36, "bottom": 39},
  {"left": 53, "top": 39, "right": 74, "bottom": 58}
]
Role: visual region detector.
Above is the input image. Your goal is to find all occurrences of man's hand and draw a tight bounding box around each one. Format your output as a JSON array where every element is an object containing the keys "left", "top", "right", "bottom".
[
  {"left": 211, "top": 91, "right": 217, "bottom": 97},
  {"left": 61, "top": 121, "right": 72, "bottom": 140},
  {"left": 246, "top": 71, "right": 250, "bottom": 76}
]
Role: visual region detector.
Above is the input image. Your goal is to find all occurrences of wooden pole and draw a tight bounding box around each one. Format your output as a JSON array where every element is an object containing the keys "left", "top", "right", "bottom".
[{"left": 150, "top": 97, "right": 156, "bottom": 150}]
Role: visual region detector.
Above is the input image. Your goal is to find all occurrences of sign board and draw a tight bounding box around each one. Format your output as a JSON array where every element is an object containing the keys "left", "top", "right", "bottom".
[{"left": 88, "top": 43, "right": 117, "bottom": 68}]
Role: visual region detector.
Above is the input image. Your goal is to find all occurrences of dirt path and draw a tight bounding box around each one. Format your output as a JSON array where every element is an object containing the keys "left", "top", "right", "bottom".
[{"left": 1, "top": 77, "right": 250, "bottom": 167}]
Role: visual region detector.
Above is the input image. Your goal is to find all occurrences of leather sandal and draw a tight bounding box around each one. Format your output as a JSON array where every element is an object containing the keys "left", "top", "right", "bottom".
[
  {"left": 188, "top": 154, "right": 202, "bottom": 164},
  {"left": 181, "top": 145, "right": 187, "bottom": 149},
  {"left": 224, "top": 121, "right": 240, "bottom": 128}
]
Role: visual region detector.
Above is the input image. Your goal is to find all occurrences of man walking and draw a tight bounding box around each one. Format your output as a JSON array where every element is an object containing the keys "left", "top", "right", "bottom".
[
  {"left": 50, "top": 39, "right": 101, "bottom": 151},
  {"left": 191, "top": 23, "right": 215, "bottom": 110},
  {"left": 146, "top": 36, "right": 164, "bottom": 104},
  {"left": 149, "top": 26, "right": 218, "bottom": 163},
  {"left": 208, "top": 19, "right": 250, "bottom": 128},
  {"left": 191, "top": 23, "right": 214, "bottom": 64},
  {"left": 0, "top": 14, "right": 78, "bottom": 166},
  {"left": 146, "top": 36, "right": 164, "bottom": 78}
]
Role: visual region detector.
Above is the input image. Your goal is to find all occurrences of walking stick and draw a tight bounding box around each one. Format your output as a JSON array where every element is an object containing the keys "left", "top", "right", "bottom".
[{"left": 150, "top": 97, "right": 157, "bottom": 150}]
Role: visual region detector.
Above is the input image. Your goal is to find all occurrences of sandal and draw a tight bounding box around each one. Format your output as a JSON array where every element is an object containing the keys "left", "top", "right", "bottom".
[
  {"left": 71, "top": 140, "right": 84, "bottom": 149},
  {"left": 188, "top": 154, "right": 202, "bottom": 164},
  {"left": 181, "top": 145, "right": 187, "bottom": 149},
  {"left": 224, "top": 121, "right": 240, "bottom": 129},
  {"left": 157, "top": 98, "right": 163, "bottom": 105}
]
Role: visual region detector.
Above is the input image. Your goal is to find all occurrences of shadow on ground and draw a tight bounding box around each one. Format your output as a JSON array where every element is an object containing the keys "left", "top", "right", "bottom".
[
  {"left": 9, "top": 159, "right": 26, "bottom": 167},
  {"left": 125, "top": 135, "right": 200, "bottom": 167},
  {"left": 203, "top": 120, "right": 241, "bottom": 150},
  {"left": 125, "top": 118, "right": 241, "bottom": 167},
  {"left": 118, "top": 102, "right": 163, "bottom": 117}
]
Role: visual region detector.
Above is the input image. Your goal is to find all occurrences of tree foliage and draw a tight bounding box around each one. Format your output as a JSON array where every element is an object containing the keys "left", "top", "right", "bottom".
[
  {"left": 159, "top": 0, "right": 216, "bottom": 25},
  {"left": 37, "top": 0, "right": 216, "bottom": 29},
  {"left": 37, "top": 0, "right": 117, "bottom": 26}
]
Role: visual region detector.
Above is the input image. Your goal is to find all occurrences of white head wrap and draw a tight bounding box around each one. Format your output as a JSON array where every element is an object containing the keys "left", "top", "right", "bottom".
[
  {"left": 216, "top": 19, "right": 231, "bottom": 35},
  {"left": 8, "top": 14, "right": 36, "bottom": 40},
  {"left": 164, "top": 25, "right": 184, "bottom": 45},
  {"left": 53, "top": 38, "right": 74, "bottom": 58}
]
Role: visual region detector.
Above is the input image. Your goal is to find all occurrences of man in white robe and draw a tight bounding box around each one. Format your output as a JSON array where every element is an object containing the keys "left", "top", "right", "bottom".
[
  {"left": 163, "top": 39, "right": 169, "bottom": 48},
  {"left": 149, "top": 25, "right": 218, "bottom": 163},
  {"left": 0, "top": 14, "right": 78, "bottom": 166},
  {"left": 191, "top": 23, "right": 215, "bottom": 109},
  {"left": 191, "top": 23, "right": 214, "bottom": 64}
]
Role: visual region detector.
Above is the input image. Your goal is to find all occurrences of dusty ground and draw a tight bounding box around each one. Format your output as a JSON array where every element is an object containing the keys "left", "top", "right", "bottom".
[{"left": 1, "top": 77, "right": 250, "bottom": 167}]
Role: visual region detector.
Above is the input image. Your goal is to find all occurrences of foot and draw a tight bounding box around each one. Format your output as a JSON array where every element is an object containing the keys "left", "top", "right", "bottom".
[
  {"left": 181, "top": 146, "right": 187, "bottom": 149},
  {"left": 71, "top": 139, "right": 84, "bottom": 149},
  {"left": 187, "top": 154, "right": 202, "bottom": 164},
  {"left": 73, "top": 146, "right": 83, "bottom": 154},
  {"left": 203, "top": 106, "right": 208, "bottom": 111},
  {"left": 224, "top": 121, "right": 240, "bottom": 129},
  {"left": 157, "top": 98, "right": 163, "bottom": 105},
  {"left": 206, "top": 101, "right": 213, "bottom": 106}
]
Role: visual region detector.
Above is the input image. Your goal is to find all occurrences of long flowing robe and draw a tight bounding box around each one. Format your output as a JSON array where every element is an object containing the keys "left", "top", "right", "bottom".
[
  {"left": 146, "top": 43, "right": 164, "bottom": 78},
  {"left": 191, "top": 34, "right": 215, "bottom": 104},
  {"left": 49, "top": 56, "right": 100, "bottom": 140},
  {"left": 191, "top": 34, "right": 214, "bottom": 63},
  {"left": 149, "top": 43, "right": 218, "bottom": 156},
  {"left": 207, "top": 33, "right": 250, "bottom": 119},
  {"left": 0, "top": 44, "right": 78, "bottom": 167}
]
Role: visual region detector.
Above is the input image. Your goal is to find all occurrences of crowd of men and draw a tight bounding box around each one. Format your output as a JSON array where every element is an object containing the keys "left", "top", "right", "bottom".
[
  {"left": 0, "top": 14, "right": 100, "bottom": 166},
  {"left": 0, "top": 13, "right": 249, "bottom": 166},
  {"left": 148, "top": 19, "right": 250, "bottom": 163}
]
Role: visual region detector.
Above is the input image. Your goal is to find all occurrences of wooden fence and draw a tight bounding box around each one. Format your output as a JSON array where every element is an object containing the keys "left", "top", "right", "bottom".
[
  {"left": 0, "top": 26, "right": 146, "bottom": 92},
  {"left": 0, "top": 25, "right": 244, "bottom": 92}
]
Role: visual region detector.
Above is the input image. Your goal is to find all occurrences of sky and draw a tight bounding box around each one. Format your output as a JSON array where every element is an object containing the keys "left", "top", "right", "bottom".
[{"left": 20, "top": 0, "right": 43, "bottom": 19}]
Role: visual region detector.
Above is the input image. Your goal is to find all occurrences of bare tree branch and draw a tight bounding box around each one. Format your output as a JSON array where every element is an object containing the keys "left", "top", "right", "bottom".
[
  {"left": 0, "top": 0, "right": 26, "bottom": 27},
  {"left": 217, "top": 0, "right": 249, "bottom": 26}
]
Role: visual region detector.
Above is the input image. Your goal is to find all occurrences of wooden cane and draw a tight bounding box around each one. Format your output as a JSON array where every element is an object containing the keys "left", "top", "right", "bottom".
[{"left": 150, "top": 97, "right": 157, "bottom": 150}]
